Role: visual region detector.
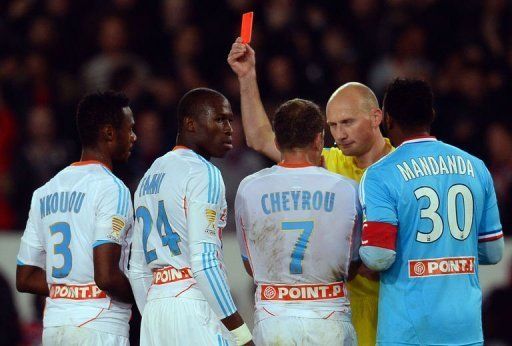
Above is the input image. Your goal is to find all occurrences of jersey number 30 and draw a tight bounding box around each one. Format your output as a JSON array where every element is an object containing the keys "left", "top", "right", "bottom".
[
  {"left": 136, "top": 201, "right": 181, "bottom": 264},
  {"left": 415, "top": 184, "right": 474, "bottom": 243}
]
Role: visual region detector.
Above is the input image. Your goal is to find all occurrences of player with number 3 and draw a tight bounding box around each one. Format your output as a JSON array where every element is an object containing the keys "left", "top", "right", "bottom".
[
  {"left": 359, "top": 79, "right": 504, "bottom": 345},
  {"left": 16, "top": 92, "right": 137, "bottom": 345}
]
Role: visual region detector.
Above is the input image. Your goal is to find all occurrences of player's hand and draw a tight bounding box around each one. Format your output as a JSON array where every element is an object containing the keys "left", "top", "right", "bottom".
[{"left": 227, "top": 37, "right": 256, "bottom": 79}]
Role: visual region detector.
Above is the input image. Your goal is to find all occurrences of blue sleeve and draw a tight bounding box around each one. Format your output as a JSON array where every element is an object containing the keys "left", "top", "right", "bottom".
[
  {"left": 478, "top": 163, "right": 503, "bottom": 239},
  {"left": 478, "top": 237, "right": 504, "bottom": 265},
  {"left": 359, "top": 246, "right": 396, "bottom": 271},
  {"left": 359, "top": 167, "right": 397, "bottom": 225}
]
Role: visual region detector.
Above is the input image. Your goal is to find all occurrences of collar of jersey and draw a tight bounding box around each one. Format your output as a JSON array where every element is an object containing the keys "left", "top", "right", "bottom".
[
  {"left": 70, "top": 160, "right": 111, "bottom": 170},
  {"left": 277, "top": 162, "right": 315, "bottom": 168},
  {"left": 172, "top": 145, "right": 191, "bottom": 151},
  {"left": 400, "top": 135, "right": 437, "bottom": 147}
]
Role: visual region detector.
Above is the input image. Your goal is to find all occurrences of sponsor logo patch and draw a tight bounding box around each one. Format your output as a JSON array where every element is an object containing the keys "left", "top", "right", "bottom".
[
  {"left": 153, "top": 266, "right": 194, "bottom": 285},
  {"left": 409, "top": 256, "right": 475, "bottom": 278},
  {"left": 260, "top": 282, "right": 345, "bottom": 301},
  {"left": 49, "top": 284, "right": 107, "bottom": 300}
]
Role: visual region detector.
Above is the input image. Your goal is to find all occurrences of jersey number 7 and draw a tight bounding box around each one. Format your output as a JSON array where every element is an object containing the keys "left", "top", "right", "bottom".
[
  {"left": 282, "top": 221, "right": 314, "bottom": 274},
  {"left": 136, "top": 200, "right": 182, "bottom": 264}
]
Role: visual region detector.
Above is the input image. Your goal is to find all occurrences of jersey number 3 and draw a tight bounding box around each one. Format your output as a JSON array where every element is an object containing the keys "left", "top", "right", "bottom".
[
  {"left": 415, "top": 184, "right": 474, "bottom": 243},
  {"left": 50, "top": 222, "right": 72, "bottom": 278},
  {"left": 136, "top": 200, "right": 182, "bottom": 264}
]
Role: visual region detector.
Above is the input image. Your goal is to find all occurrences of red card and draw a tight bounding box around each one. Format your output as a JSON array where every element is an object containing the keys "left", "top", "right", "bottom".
[{"left": 241, "top": 12, "right": 253, "bottom": 44}]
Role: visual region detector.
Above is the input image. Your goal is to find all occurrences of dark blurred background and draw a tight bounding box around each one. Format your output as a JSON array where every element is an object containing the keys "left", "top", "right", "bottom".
[{"left": 1, "top": 0, "right": 512, "bottom": 344}]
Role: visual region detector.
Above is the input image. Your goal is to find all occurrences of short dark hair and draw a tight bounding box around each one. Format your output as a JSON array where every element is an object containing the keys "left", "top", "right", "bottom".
[
  {"left": 177, "top": 88, "right": 226, "bottom": 130},
  {"left": 383, "top": 78, "right": 435, "bottom": 131},
  {"left": 76, "top": 91, "right": 130, "bottom": 147},
  {"left": 273, "top": 98, "right": 325, "bottom": 151}
]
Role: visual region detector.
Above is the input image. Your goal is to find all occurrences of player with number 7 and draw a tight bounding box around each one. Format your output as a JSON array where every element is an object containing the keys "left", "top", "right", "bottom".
[{"left": 235, "top": 98, "right": 361, "bottom": 345}]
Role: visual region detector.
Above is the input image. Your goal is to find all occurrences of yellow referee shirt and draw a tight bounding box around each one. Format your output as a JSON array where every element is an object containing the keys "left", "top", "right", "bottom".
[{"left": 321, "top": 138, "right": 393, "bottom": 346}]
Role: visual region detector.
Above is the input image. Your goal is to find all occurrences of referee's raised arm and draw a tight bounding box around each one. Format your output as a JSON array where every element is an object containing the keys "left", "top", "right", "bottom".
[{"left": 228, "top": 37, "right": 281, "bottom": 163}]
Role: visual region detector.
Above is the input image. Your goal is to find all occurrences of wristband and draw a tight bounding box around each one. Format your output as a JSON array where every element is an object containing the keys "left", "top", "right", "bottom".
[{"left": 231, "top": 323, "right": 252, "bottom": 345}]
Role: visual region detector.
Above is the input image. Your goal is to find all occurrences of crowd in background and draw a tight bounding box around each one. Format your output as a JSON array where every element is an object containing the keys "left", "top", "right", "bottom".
[
  {"left": 1, "top": 0, "right": 512, "bottom": 344},
  {"left": 1, "top": 0, "right": 512, "bottom": 232}
]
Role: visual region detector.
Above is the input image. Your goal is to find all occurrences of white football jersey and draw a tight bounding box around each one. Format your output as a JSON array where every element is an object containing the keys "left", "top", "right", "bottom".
[
  {"left": 17, "top": 161, "right": 133, "bottom": 337},
  {"left": 130, "top": 147, "right": 238, "bottom": 319},
  {"left": 235, "top": 163, "right": 361, "bottom": 320}
]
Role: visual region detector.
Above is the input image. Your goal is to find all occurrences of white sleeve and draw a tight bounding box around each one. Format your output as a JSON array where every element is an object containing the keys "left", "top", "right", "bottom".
[
  {"left": 235, "top": 184, "right": 249, "bottom": 263},
  {"left": 128, "top": 217, "right": 153, "bottom": 314},
  {"left": 187, "top": 163, "right": 237, "bottom": 319},
  {"left": 93, "top": 179, "right": 132, "bottom": 249},
  {"left": 351, "top": 194, "right": 362, "bottom": 262},
  {"left": 17, "top": 192, "right": 46, "bottom": 269}
]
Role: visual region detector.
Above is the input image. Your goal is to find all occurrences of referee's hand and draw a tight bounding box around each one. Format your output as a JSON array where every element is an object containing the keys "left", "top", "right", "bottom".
[{"left": 227, "top": 37, "right": 256, "bottom": 80}]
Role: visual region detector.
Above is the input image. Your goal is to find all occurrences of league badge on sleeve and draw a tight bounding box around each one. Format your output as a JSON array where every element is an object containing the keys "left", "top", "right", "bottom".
[
  {"left": 109, "top": 216, "right": 125, "bottom": 242},
  {"left": 205, "top": 208, "right": 217, "bottom": 236}
]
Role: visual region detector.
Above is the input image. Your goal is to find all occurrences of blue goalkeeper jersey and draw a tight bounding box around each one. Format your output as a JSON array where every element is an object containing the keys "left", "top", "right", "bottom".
[{"left": 360, "top": 137, "right": 503, "bottom": 345}]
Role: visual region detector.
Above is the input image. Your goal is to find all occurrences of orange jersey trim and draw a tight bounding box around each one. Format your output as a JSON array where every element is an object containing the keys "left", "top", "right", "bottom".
[
  {"left": 278, "top": 162, "right": 315, "bottom": 168},
  {"left": 70, "top": 160, "right": 111, "bottom": 170},
  {"left": 172, "top": 145, "right": 190, "bottom": 151},
  {"left": 175, "top": 283, "right": 196, "bottom": 297},
  {"left": 77, "top": 302, "right": 110, "bottom": 328}
]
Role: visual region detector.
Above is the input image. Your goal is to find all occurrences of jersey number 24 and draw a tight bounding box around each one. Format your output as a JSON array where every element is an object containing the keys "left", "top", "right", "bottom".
[{"left": 136, "top": 200, "right": 182, "bottom": 264}]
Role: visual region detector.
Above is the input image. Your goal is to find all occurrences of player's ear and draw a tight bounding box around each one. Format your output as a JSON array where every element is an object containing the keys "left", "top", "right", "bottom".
[
  {"left": 372, "top": 108, "right": 383, "bottom": 128},
  {"left": 274, "top": 137, "right": 281, "bottom": 152},
  {"left": 313, "top": 131, "right": 324, "bottom": 151},
  {"left": 183, "top": 116, "right": 195, "bottom": 132},
  {"left": 102, "top": 124, "right": 115, "bottom": 142}
]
